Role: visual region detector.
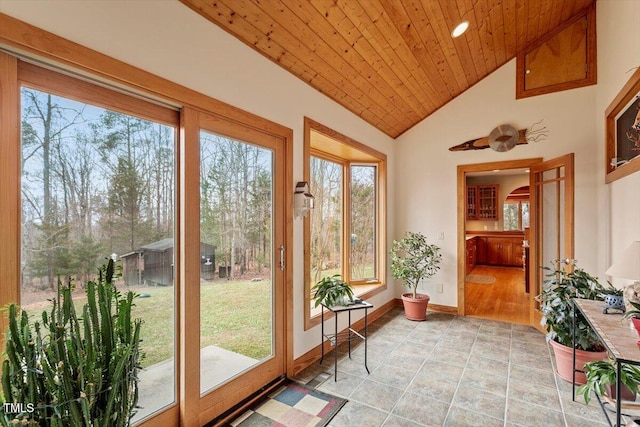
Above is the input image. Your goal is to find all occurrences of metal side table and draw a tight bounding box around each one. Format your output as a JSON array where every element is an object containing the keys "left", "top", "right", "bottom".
[
  {"left": 319, "top": 300, "right": 373, "bottom": 381},
  {"left": 572, "top": 298, "right": 640, "bottom": 426}
]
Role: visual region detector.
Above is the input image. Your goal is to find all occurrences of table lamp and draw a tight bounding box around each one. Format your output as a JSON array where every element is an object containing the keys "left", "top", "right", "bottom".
[{"left": 606, "top": 241, "right": 640, "bottom": 312}]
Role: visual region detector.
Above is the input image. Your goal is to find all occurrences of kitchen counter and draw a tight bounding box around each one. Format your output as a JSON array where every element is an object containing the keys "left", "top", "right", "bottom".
[{"left": 466, "top": 231, "right": 525, "bottom": 240}]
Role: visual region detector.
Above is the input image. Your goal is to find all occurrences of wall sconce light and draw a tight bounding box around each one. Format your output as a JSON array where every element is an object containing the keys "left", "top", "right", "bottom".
[{"left": 294, "top": 181, "right": 314, "bottom": 218}]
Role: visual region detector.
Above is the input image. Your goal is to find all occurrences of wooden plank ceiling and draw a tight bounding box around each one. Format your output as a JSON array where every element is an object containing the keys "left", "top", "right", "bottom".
[{"left": 180, "top": 0, "right": 594, "bottom": 138}]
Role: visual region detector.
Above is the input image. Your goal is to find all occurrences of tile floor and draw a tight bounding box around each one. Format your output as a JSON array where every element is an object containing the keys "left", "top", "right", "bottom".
[{"left": 294, "top": 308, "right": 615, "bottom": 427}]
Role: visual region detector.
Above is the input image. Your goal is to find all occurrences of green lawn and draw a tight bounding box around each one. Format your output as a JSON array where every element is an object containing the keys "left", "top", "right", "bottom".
[{"left": 25, "top": 280, "right": 272, "bottom": 368}]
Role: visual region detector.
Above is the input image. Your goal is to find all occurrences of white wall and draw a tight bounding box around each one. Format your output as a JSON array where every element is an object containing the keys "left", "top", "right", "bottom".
[
  {"left": 595, "top": 0, "right": 640, "bottom": 285},
  {"left": 394, "top": 59, "right": 598, "bottom": 307},
  {"left": 0, "top": 0, "right": 396, "bottom": 359}
]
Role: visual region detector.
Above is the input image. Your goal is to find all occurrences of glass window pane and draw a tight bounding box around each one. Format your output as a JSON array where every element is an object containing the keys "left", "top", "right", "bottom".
[
  {"left": 20, "top": 87, "right": 176, "bottom": 422},
  {"left": 522, "top": 201, "right": 530, "bottom": 228},
  {"left": 309, "top": 156, "right": 343, "bottom": 290},
  {"left": 199, "top": 131, "right": 274, "bottom": 394},
  {"left": 503, "top": 202, "right": 519, "bottom": 230},
  {"left": 350, "top": 165, "right": 376, "bottom": 281}
]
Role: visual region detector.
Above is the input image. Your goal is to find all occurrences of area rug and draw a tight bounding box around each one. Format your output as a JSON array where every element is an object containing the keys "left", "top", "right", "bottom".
[
  {"left": 466, "top": 274, "right": 496, "bottom": 284},
  {"left": 229, "top": 381, "right": 347, "bottom": 427}
]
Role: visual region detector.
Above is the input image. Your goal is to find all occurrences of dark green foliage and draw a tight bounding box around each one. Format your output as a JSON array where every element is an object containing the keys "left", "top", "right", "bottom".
[
  {"left": 311, "top": 275, "right": 354, "bottom": 308},
  {"left": 537, "top": 259, "right": 605, "bottom": 351},
  {"left": 623, "top": 300, "right": 640, "bottom": 320},
  {"left": 0, "top": 259, "right": 143, "bottom": 427},
  {"left": 577, "top": 359, "right": 640, "bottom": 404}
]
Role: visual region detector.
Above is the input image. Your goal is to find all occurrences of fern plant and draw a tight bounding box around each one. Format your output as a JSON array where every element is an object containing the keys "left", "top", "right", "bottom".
[
  {"left": 0, "top": 259, "right": 143, "bottom": 427},
  {"left": 311, "top": 275, "right": 354, "bottom": 308}
]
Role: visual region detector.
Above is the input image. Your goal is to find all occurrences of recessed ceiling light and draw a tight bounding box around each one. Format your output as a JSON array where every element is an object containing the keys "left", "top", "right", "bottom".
[
  {"left": 451, "top": 21, "right": 469, "bottom": 38},
  {"left": 492, "top": 169, "right": 500, "bottom": 172},
  {"left": 524, "top": 169, "right": 530, "bottom": 173}
]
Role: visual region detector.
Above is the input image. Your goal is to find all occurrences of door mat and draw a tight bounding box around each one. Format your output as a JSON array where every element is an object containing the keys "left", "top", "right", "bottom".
[
  {"left": 466, "top": 274, "right": 496, "bottom": 284},
  {"left": 229, "top": 380, "right": 347, "bottom": 427}
]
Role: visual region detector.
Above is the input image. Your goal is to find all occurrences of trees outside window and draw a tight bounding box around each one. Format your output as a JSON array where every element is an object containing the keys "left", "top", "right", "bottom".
[
  {"left": 503, "top": 201, "right": 530, "bottom": 230},
  {"left": 304, "top": 118, "right": 386, "bottom": 329},
  {"left": 20, "top": 83, "right": 177, "bottom": 421}
]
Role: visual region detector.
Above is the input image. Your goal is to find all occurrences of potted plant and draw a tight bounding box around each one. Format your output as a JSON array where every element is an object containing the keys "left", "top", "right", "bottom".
[
  {"left": 622, "top": 300, "right": 640, "bottom": 338},
  {"left": 577, "top": 359, "right": 640, "bottom": 404},
  {"left": 537, "top": 259, "right": 607, "bottom": 384},
  {"left": 311, "top": 274, "right": 354, "bottom": 307},
  {"left": 0, "top": 259, "right": 143, "bottom": 426},
  {"left": 390, "top": 231, "right": 442, "bottom": 321}
]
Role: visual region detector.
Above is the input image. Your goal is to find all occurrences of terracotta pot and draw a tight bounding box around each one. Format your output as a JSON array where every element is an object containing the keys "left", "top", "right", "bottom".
[
  {"left": 401, "top": 293, "right": 430, "bottom": 321},
  {"left": 632, "top": 318, "right": 640, "bottom": 336},
  {"left": 549, "top": 339, "right": 607, "bottom": 385},
  {"left": 605, "top": 383, "right": 637, "bottom": 402}
]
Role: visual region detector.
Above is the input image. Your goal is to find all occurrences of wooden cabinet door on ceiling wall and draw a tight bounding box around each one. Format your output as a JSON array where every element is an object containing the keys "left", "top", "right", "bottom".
[{"left": 516, "top": 4, "right": 596, "bottom": 99}]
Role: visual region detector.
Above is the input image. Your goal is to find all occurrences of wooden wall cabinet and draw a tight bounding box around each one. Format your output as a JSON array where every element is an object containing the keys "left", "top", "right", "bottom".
[
  {"left": 466, "top": 185, "right": 499, "bottom": 220},
  {"left": 516, "top": 4, "right": 596, "bottom": 99}
]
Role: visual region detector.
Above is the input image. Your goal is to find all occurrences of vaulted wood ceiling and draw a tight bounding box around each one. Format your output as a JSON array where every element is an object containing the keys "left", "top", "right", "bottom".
[{"left": 180, "top": 0, "right": 595, "bottom": 138}]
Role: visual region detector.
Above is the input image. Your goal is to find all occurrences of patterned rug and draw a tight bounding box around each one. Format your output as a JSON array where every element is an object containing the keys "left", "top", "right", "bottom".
[
  {"left": 466, "top": 274, "right": 496, "bottom": 284},
  {"left": 229, "top": 381, "right": 347, "bottom": 427}
]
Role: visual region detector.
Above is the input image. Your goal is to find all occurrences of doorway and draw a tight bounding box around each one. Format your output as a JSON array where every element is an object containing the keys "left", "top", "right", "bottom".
[
  {"left": 457, "top": 158, "right": 542, "bottom": 325},
  {"left": 457, "top": 155, "right": 575, "bottom": 327}
]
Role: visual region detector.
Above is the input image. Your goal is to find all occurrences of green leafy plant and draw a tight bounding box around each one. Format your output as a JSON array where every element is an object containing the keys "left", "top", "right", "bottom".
[
  {"left": 601, "top": 281, "right": 624, "bottom": 297},
  {"left": 390, "top": 232, "right": 442, "bottom": 299},
  {"left": 311, "top": 275, "right": 354, "bottom": 308},
  {"left": 0, "top": 259, "right": 143, "bottom": 427},
  {"left": 577, "top": 359, "right": 640, "bottom": 404},
  {"left": 537, "top": 259, "right": 606, "bottom": 351},
  {"left": 623, "top": 300, "right": 640, "bottom": 320}
]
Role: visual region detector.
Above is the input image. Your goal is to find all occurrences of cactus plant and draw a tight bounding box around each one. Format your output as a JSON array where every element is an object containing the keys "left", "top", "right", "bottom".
[{"left": 0, "top": 259, "right": 143, "bottom": 427}]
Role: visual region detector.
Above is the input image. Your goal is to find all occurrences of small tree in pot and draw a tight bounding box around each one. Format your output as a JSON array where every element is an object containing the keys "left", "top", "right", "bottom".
[{"left": 390, "top": 232, "right": 442, "bottom": 321}]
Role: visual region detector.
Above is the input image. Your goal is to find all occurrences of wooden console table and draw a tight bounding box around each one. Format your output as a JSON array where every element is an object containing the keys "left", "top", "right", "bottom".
[{"left": 573, "top": 298, "right": 640, "bottom": 426}]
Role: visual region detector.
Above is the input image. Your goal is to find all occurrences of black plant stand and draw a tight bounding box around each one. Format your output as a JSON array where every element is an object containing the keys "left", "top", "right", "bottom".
[
  {"left": 572, "top": 298, "right": 640, "bottom": 426},
  {"left": 319, "top": 300, "right": 373, "bottom": 381}
]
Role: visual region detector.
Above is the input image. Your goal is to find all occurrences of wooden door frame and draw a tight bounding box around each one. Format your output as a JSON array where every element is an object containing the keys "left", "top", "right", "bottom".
[
  {"left": 528, "top": 153, "right": 575, "bottom": 330},
  {"left": 456, "top": 158, "right": 543, "bottom": 316}
]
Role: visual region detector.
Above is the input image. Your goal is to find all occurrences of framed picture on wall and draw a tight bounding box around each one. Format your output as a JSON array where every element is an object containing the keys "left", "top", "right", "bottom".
[{"left": 606, "top": 67, "right": 640, "bottom": 183}]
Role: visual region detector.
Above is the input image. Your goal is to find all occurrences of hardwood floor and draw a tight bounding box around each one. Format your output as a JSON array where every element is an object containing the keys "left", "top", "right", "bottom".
[{"left": 465, "top": 264, "right": 530, "bottom": 325}]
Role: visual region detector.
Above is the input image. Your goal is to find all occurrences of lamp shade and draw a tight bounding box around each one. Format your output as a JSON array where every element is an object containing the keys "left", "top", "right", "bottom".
[{"left": 606, "top": 241, "right": 640, "bottom": 281}]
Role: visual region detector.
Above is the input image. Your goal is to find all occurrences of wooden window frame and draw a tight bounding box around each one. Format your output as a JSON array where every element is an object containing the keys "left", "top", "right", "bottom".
[
  {"left": 0, "top": 13, "right": 294, "bottom": 427},
  {"left": 303, "top": 117, "right": 386, "bottom": 331}
]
